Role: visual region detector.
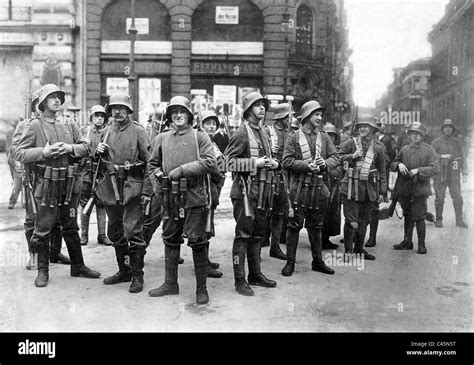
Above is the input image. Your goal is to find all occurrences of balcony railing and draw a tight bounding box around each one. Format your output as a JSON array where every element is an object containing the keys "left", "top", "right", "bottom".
[{"left": 0, "top": 6, "right": 32, "bottom": 21}]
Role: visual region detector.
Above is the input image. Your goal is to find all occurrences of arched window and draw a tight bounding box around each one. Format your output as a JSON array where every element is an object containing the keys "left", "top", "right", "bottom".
[{"left": 296, "top": 5, "right": 313, "bottom": 57}]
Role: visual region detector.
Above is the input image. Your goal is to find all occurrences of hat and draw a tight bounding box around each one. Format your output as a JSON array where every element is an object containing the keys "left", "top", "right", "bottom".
[
  {"left": 441, "top": 119, "right": 455, "bottom": 132},
  {"left": 355, "top": 114, "right": 379, "bottom": 130},
  {"left": 165, "top": 96, "right": 194, "bottom": 124},
  {"left": 107, "top": 93, "right": 133, "bottom": 114},
  {"left": 31, "top": 90, "right": 40, "bottom": 113},
  {"left": 300, "top": 100, "right": 325, "bottom": 122},
  {"left": 201, "top": 110, "right": 219, "bottom": 128},
  {"left": 38, "top": 84, "right": 65, "bottom": 112},
  {"left": 272, "top": 103, "right": 291, "bottom": 120},
  {"left": 407, "top": 122, "right": 427, "bottom": 136},
  {"left": 242, "top": 91, "right": 269, "bottom": 117},
  {"left": 323, "top": 123, "right": 338, "bottom": 135},
  {"left": 89, "top": 105, "right": 106, "bottom": 120}
]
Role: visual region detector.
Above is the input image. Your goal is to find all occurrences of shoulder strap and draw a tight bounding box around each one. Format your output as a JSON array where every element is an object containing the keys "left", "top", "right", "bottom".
[
  {"left": 298, "top": 130, "right": 312, "bottom": 162},
  {"left": 360, "top": 139, "right": 375, "bottom": 181},
  {"left": 245, "top": 122, "right": 260, "bottom": 159}
]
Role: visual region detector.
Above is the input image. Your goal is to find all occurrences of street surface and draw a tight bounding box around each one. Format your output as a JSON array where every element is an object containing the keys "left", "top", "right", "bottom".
[{"left": 0, "top": 151, "right": 472, "bottom": 332}]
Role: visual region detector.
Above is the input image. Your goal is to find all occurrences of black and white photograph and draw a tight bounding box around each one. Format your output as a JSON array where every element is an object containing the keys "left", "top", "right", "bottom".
[{"left": 0, "top": 0, "right": 472, "bottom": 362}]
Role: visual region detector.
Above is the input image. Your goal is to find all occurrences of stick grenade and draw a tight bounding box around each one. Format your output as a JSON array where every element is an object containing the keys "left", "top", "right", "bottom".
[
  {"left": 179, "top": 177, "right": 187, "bottom": 218},
  {"left": 63, "top": 165, "right": 74, "bottom": 205},
  {"left": 293, "top": 173, "right": 305, "bottom": 210},
  {"left": 57, "top": 167, "right": 67, "bottom": 206},
  {"left": 265, "top": 170, "right": 274, "bottom": 212},
  {"left": 309, "top": 173, "right": 318, "bottom": 210},
  {"left": 171, "top": 180, "right": 180, "bottom": 220},
  {"left": 161, "top": 177, "right": 170, "bottom": 221},
  {"left": 354, "top": 169, "right": 360, "bottom": 201},
  {"left": 240, "top": 175, "right": 252, "bottom": 218},
  {"left": 274, "top": 173, "right": 280, "bottom": 196},
  {"left": 300, "top": 173, "right": 312, "bottom": 209},
  {"left": 49, "top": 167, "right": 59, "bottom": 208},
  {"left": 105, "top": 162, "right": 121, "bottom": 202},
  {"left": 347, "top": 168, "right": 353, "bottom": 200},
  {"left": 375, "top": 171, "right": 380, "bottom": 198},
  {"left": 315, "top": 175, "right": 323, "bottom": 210},
  {"left": 40, "top": 166, "right": 52, "bottom": 206},
  {"left": 205, "top": 174, "right": 212, "bottom": 233},
  {"left": 257, "top": 168, "right": 267, "bottom": 210}
]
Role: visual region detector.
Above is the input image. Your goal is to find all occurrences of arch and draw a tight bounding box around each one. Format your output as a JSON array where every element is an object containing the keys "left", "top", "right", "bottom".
[
  {"left": 192, "top": 0, "right": 263, "bottom": 42},
  {"left": 295, "top": 4, "right": 314, "bottom": 58},
  {"left": 101, "top": 0, "right": 171, "bottom": 41}
]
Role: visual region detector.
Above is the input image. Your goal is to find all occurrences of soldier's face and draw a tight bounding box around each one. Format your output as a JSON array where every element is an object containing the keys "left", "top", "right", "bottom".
[
  {"left": 249, "top": 101, "right": 266, "bottom": 121},
  {"left": 310, "top": 111, "right": 323, "bottom": 128},
  {"left": 92, "top": 112, "right": 105, "bottom": 127},
  {"left": 358, "top": 124, "right": 371, "bottom": 138},
  {"left": 202, "top": 118, "right": 217, "bottom": 136},
  {"left": 171, "top": 107, "right": 190, "bottom": 129},
  {"left": 111, "top": 105, "right": 128, "bottom": 122},
  {"left": 45, "top": 93, "right": 62, "bottom": 113},
  {"left": 409, "top": 131, "right": 423, "bottom": 143},
  {"left": 443, "top": 126, "right": 453, "bottom": 136}
]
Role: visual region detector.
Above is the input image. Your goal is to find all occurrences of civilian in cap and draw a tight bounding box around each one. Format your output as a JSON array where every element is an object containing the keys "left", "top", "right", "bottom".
[
  {"left": 391, "top": 122, "right": 439, "bottom": 254},
  {"left": 14, "top": 84, "right": 100, "bottom": 287},
  {"left": 431, "top": 119, "right": 468, "bottom": 228},
  {"left": 96, "top": 92, "right": 151, "bottom": 293},
  {"left": 78, "top": 105, "right": 112, "bottom": 247}
]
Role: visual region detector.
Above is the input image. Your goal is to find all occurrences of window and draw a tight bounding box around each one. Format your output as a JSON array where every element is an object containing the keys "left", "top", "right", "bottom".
[{"left": 296, "top": 5, "right": 313, "bottom": 58}]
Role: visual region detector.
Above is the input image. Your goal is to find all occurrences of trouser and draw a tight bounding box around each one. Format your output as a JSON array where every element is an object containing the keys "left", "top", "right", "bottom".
[
  {"left": 269, "top": 185, "right": 288, "bottom": 249},
  {"left": 342, "top": 198, "right": 372, "bottom": 252},
  {"left": 433, "top": 179, "right": 464, "bottom": 221},
  {"left": 142, "top": 194, "right": 162, "bottom": 247},
  {"left": 105, "top": 196, "right": 146, "bottom": 278},
  {"left": 231, "top": 197, "right": 269, "bottom": 279},
  {"left": 79, "top": 180, "right": 107, "bottom": 237},
  {"left": 30, "top": 193, "right": 83, "bottom": 272},
  {"left": 322, "top": 191, "right": 341, "bottom": 240},
  {"left": 399, "top": 195, "right": 428, "bottom": 244},
  {"left": 286, "top": 198, "right": 328, "bottom": 263}
]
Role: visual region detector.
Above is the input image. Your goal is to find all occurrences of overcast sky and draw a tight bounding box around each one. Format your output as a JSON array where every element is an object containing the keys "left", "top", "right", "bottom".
[{"left": 345, "top": 0, "right": 449, "bottom": 107}]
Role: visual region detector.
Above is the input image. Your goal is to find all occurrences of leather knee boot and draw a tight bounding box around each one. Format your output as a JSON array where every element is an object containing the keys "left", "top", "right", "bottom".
[
  {"left": 49, "top": 224, "right": 71, "bottom": 265},
  {"left": 454, "top": 204, "right": 468, "bottom": 228},
  {"left": 148, "top": 245, "right": 180, "bottom": 297},
  {"left": 25, "top": 226, "right": 35, "bottom": 270},
  {"left": 393, "top": 217, "right": 414, "bottom": 250},
  {"left": 193, "top": 245, "right": 209, "bottom": 304},
  {"left": 269, "top": 215, "right": 287, "bottom": 260},
  {"left": 282, "top": 228, "right": 298, "bottom": 276},
  {"left": 247, "top": 239, "right": 276, "bottom": 288},
  {"left": 129, "top": 245, "right": 146, "bottom": 293},
  {"left": 416, "top": 219, "right": 427, "bottom": 254},
  {"left": 104, "top": 245, "right": 132, "bottom": 284},
  {"left": 353, "top": 223, "right": 375, "bottom": 260},
  {"left": 96, "top": 206, "right": 113, "bottom": 245},
  {"left": 365, "top": 210, "right": 379, "bottom": 247},
  {"left": 343, "top": 222, "right": 355, "bottom": 253},
  {"left": 309, "top": 228, "right": 334, "bottom": 274},
  {"left": 80, "top": 212, "right": 89, "bottom": 245},
  {"left": 435, "top": 203, "right": 443, "bottom": 228},
  {"left": 35, "top": 245, "right": 49, "bottom": 287}
]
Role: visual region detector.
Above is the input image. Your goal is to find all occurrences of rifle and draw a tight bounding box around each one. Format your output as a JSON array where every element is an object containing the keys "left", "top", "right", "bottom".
[
  {"left": 22, "top": 164, "right": 37, "bottom": 214},
  {"left": 387, "top": 191, "right": 399, "bottom": 217},
  {"left": 350, "top": 105, "right": 359, "bottom": 136},
  {"left": 205, "top": 174, "right": 212, "bottom": 233}
]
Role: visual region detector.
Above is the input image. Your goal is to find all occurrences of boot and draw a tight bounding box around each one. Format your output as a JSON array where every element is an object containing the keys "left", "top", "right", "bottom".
[
  {"left": 247, "top": 239, "right": 276, "bottom": 287},
  {"left": 365, "top": 210, "right": 379, "bottom": 247},
  {"left": 248, "top": 273, "right": 277, "bottom": 287},
  {"left": 269, "top": 215, "right": 287, "bottom": 260},
  {"left": 129, "top": 246, "right": 146, "bottom": 293},
  {"left": 27, "top": 253, "right": 37, "bottom": 271},
  {"left": 454, "top": 204, "right": 468, "bottom": 228},
  {"left": 71, "top": 265, "right": 101, "bottom": 278},
  {"left": 80, "top": 212, "right": 90, "bottom": 245},
  {"left": 148, "top": 245, "right": 180, "bottom": 297},
  {"left": 179, "top": 257, "right": 184, "bottom": 264},
  {"left": 206, "top": 243, "right": 220, "bottom": 270},
  {"left": 235, "top": 278, "right": 254, "bottom": 296},
  {"left": 281, "top": 228, "right": 298, "bottom": 276},
  {"left": 309, "top": 228, "right": 335, "bottom": 275},
  {"left": 34, "top": 247, "right": 49, "bottom": 287},
  {"left": 96, "top": 206, "right": 113, "bottom": 245},
  {"left": 435, "top": 204, "right": 443, "bottom": 228},
  {"left": 25, "top": 227, "right": 35, "bottom": 270},
  {"left": 416, "top": 219, "right": 427, "bottom": 254},
  {"left": 322, "top": 234, "right": 339, "bottom": 250},
  {"left": 193, "top": 245, "right": 209, "bottom": 304},
  {"left": 97, "top": 235, "right": 113, "bottom": 246},
  {"left": 393, "top": 217, "right": 414, "bottom": 250},
  {"left": 104, "top": 246, "right": 132, "bottom": 284},
  {"left": 62, "top": 230, "right": 101, "bottom": 278},
  {"left": 353, "top": 223, "right": 375, "bottom": 260},
  {"left": 50, "top": 252, "right": 71, "bottom": 265},
  {"left": 343, "top": 222, "right": 356, "bottom": 253}
]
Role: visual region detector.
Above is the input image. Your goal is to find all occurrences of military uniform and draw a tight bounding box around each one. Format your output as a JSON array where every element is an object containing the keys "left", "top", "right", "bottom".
[
  {"left": 391, "top": 122, "right": 439, "bottom": 253},
  {"left": 147, "top": 96, "right": 216, "bottom": 305},
  {"left": 96, "top": 94, "right": 151, "bottom": 293},
  {"left": 14, "top": 84, "right": 100, "bottom": 287},
  {"left": 431, "top": 119, "right": 468, "bottom": 227},
  {"left": 79, "top": 109, "right": 112, "bottom": 246},
  {"left": 339, "top": 116, "right": 387, "bottom": 260},
  {"left": 225, "top": 91, "right": 278, "bottom": 295}
]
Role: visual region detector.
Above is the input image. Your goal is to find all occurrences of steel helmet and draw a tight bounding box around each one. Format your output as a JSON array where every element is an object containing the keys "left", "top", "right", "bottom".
[
  {"left": 323, "top": 122, "right": 338, "bottom": 135},
  {"left": 355, "top": 114, "right": 379, "bottom": 130},
  {"left": 89, "top": 105, "right": 106, "bottom": 120},
  {"left": 201, "top": 109, "right": 219, "bottom": 128},
  {"left": 300, "top": 100, "right": 325, "bottom": 122},
  {"left": 107, "top": 93, "right": 133, "bottom": 114},
  {"left": 272, "top": 103, "right": 291, "bottom": 120},
  {"left": 441, "top": 118, "right": 455, "bottom": 132},
  {"left": 38, "top": 84, "right": 65, "bottom": 111},
  {"left": 31, "top": 90, "right": 40, "bottom": 113},
  {"left": 408, "top": 122, "right": 427, "bottom": 136},
  {"left": 242, "top": 91, "right": 269, "bottom": 117},
  {"left": 165, "top": 96, "right": 194, "bottom": 123},
  {"left": 290, "top": 117, "right": 300, "bottom": 129}
]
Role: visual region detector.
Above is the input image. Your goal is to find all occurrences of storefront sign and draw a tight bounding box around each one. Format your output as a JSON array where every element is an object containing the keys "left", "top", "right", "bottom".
[
  {"left": 213, "top": 85, "right": 237, "bottom": 106},
  {"left": 126, "top": 18, "right": 149, "bottom": 34},
  {"left": 106, "top": 77, "right": 129, "bottom": 96},
  {"left": 215, "top": 6, "right": 239, "bottom": 24},
  {"left": 191, "top": 61, "right": 262, "bottom": 76},
  {"left": 0, "top": 32, "right": 33, "bottom": 44}
]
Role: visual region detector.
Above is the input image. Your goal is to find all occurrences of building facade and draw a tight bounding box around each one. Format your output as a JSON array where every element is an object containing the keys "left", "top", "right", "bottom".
[
  {"left": 84, "top": 0, "right": 353, "bottom": 126},
  {"left": 427, "top": 0, "right": 473, "bottom": 137},
  {"left": 0, "top": 0, "right": 81, "bottom": 122}
]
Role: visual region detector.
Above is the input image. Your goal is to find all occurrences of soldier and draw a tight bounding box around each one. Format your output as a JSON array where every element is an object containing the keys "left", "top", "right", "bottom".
[
  {"left": 147, "top": 96, "right": 216, "bottom": 305},
  {"left": 224, "top": 91, "right": 279, "bottom": 296},
  {"left": 322, "top": 122, "right": 342, "bottom": 249},
  {"left": 263, "top": 103, "right": 291, "bottom": 260},
  {"left": 392, "top": 122, "right": 439, "bottom": 254},
  {"left": 339, "top": 115, "right": 387, "bottom": 261},
  {"left": 13, "top": 84, "right": 100, "bottom": 287},
  {"left": 431, "top": 119, "right": 468, "bottom": 228},
  {"left": 199, "top": 110, "right": 225, "bottom": 278},
  {"left": 78, "top": 105, "right": 112, "bottom": 246},
  {"left": 95, "top": 93, "right": 151, "bottom": 293},
  {"left": 281, "top": 101, "right": 338, "bottom": 276}
]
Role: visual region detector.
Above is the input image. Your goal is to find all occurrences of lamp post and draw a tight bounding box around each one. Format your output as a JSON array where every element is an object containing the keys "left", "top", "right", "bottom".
[{"left": 128, "top": 0, "right": 138, "bottom": 120}]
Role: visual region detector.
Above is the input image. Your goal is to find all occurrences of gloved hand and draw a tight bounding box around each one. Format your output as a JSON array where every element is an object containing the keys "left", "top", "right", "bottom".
[{"left": 169, "top": 166, "right": 183, "bottom": 181}]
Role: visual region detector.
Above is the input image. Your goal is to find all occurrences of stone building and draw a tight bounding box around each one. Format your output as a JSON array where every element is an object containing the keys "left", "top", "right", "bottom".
[{"left": 427, "top": 0, "right": 473, "bottom": 137}]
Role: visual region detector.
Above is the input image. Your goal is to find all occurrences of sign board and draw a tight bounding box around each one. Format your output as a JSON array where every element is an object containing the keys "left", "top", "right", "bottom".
[
  {"left": 215, "top": 6, "right": 239, "bottom": 24},
  {"left": 106, "top": 77, "right": 129, "bottom": 96},
  {"left": 126, "top": 18, "right": 149, "bottom": 34},
  {"left": 213, "top": 85, "right": 237, "bottom": 106}
]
